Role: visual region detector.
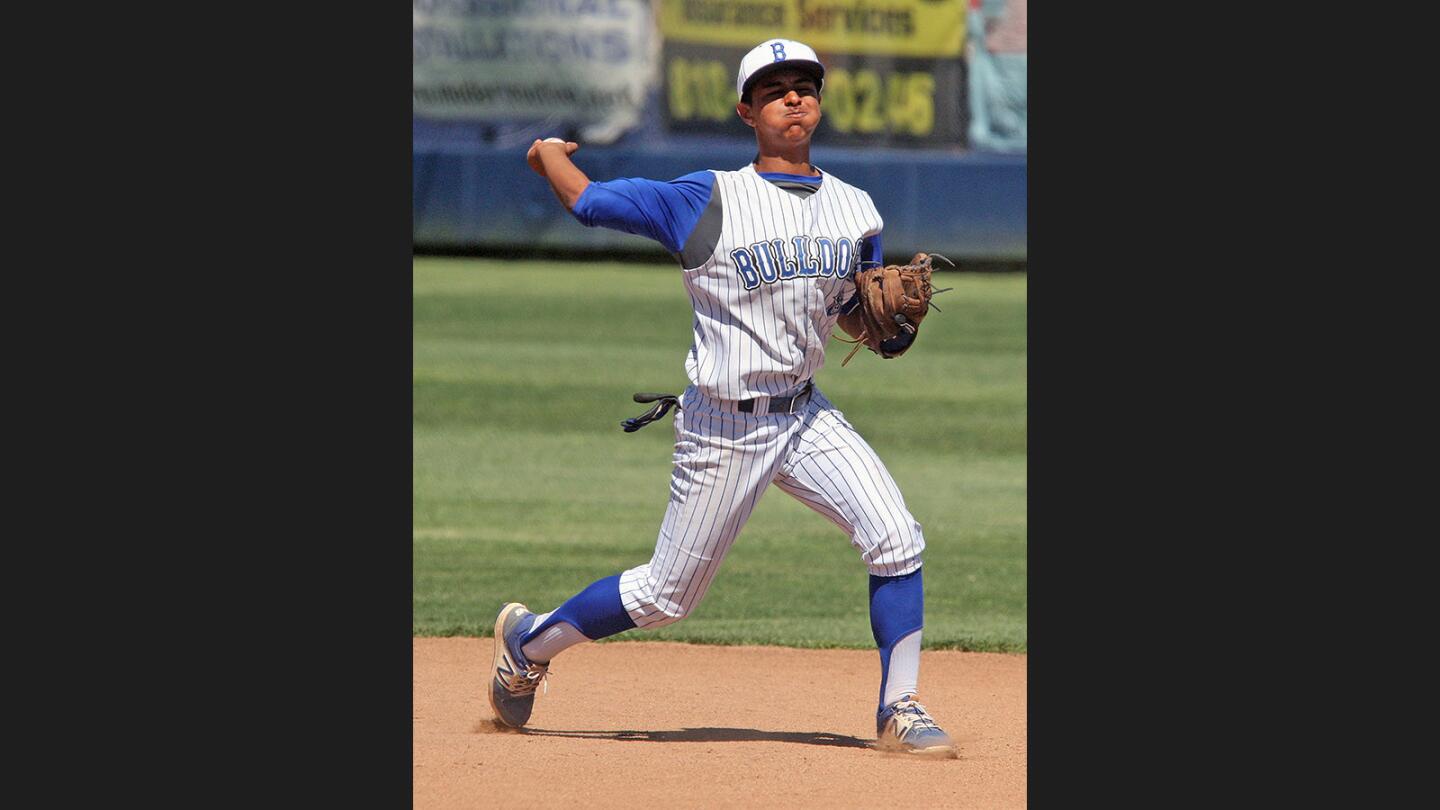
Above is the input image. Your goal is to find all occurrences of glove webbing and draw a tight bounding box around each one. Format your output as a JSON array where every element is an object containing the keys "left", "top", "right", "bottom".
[{"left": 621, "top": 393, "right": 681, "bottom": 433}]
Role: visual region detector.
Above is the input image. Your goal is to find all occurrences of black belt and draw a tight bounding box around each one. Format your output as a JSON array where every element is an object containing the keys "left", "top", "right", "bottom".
[{"left": 738, "top": 381, "right": 813, "bottom": 414}]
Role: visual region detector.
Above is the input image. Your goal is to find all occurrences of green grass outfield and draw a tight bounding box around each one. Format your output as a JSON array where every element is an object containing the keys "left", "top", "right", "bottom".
[{"left": 413, "top": 257, "right": 1027, "bottom": 652}]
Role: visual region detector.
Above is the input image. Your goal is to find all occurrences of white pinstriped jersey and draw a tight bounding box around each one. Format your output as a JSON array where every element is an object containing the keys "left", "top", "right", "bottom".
[{"left": 683, "top": 165, "right": 883, "bottom": 401}]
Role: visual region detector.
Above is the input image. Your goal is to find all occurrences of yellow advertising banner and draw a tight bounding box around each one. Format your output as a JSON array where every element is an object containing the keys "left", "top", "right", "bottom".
[{"left": 659, "top": 0, "right": 965, "bottom": 58}]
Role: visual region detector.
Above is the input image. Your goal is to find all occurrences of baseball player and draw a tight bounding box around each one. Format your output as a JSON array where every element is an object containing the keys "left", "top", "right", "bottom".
[{"left": 490, "top": 39, "right": 957, "bottom": 758}]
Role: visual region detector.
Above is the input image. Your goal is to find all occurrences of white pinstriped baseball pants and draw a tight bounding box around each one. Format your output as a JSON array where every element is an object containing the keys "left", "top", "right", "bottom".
[{"left": 618, "top": 384, "right": 925, "bottom": 629}]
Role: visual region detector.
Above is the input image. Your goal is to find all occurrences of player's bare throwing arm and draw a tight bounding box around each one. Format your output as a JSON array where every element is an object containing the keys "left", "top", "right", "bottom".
[{"left": 489, "top": 39, "right": 958, "bottom": 758}]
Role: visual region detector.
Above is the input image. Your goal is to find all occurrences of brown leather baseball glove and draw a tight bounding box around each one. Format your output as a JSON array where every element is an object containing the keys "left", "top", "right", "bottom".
[{"left": 835, "top": 252, "right": 952, "bottom": 366}]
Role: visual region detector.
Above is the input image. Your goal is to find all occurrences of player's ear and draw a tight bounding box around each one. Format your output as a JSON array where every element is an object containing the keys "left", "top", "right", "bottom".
[{"left": 736, "top": 101, "right": 756, "bottom": 128}]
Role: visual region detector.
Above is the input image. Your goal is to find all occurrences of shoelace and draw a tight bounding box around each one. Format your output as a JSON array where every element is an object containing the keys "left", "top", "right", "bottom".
[
  {"left": 889, "top": 701, "right": 941, "bottom": 739},
  {"left": 498, "top": 661, "right": 552, "bottom": 696},
  {"left": 526, "top": 665, "right": 551, "bottom": 697}
]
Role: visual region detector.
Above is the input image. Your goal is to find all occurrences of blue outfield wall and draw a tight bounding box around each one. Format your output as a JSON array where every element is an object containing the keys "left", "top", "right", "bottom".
[{"left": 413, "top": 143, "right": 1026, "bottom": 261}]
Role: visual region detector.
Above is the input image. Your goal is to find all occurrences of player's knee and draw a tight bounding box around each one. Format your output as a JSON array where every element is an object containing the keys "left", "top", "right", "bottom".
[
  {"left": 864, "top": 551, "right": 924, "bottom": 577},
  {"left": 859, "top": 519, "right": 925, "bottom": 575},
  {"left": 632, "top": 585, "right": 695, "bottom": 627},
  {"left": 656, "top": 594, "right": 696, "bottom": 622},
  {"left": 638, "top": 601, "right": 690, "bottom": 629}
]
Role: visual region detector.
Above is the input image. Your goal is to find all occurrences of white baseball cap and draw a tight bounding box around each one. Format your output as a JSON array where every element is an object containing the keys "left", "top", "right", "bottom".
[{"left": 736, "top": 39, "right": 825, "bottom": 101}]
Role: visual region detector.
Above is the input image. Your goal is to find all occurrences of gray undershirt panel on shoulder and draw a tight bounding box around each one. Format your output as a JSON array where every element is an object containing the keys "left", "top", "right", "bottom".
[
  {"left": 679, "top": 170, "right": 824, "bottom": 266},
  {"left": 677, "top": 181, "right": 726, "bottom": 269}
]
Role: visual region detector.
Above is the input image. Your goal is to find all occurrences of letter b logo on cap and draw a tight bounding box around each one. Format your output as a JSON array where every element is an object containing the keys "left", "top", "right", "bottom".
[{"left": 771, "top": 42, "right": 786, "bottom": 61}]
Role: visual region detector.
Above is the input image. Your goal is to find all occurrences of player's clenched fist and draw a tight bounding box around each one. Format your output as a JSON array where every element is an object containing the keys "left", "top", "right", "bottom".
[
  {"left": 526, "top": 138, "right": 591, "bottom": 211},
  {"left": 526, "top": 137, "right": 580, "bottom": 177}
]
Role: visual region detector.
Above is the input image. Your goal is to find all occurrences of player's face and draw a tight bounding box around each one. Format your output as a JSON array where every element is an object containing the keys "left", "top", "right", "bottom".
[{"left": 738, "top": 68, "right": 822, "bottom": 142}]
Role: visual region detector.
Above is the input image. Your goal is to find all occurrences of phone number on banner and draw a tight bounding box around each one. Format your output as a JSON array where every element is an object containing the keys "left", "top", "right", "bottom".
[{"left": 662, "top": 49, "right": 965, "bottom": 145}]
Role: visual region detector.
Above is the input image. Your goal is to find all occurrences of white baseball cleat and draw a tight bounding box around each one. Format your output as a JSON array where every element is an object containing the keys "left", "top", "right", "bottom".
[
  {"left": 487, "top": 602, "right": 548, "bottom": 728},
  {"left": 875, "top": 695, "right": 959, "bottom": 758}
]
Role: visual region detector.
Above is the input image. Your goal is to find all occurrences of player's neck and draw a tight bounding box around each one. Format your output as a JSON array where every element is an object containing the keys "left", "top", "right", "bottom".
[{"left": 753, "top": 150, "right": 818, "bottom": 177}]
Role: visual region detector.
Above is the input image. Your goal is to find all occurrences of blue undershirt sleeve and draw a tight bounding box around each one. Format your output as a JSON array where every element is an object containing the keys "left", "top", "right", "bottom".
[
  {"left": 571, "top": 170, "right": 716, "bottom": 254},
  {"left": 839, "top": 233, "right": 884, "bottom": 315},
  {"left": 859, "top": 233, "right": 883, "bottom": 269}
]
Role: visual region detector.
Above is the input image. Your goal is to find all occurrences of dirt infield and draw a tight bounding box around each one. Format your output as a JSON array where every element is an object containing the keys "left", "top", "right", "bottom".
[{"left": 414, "top": 638, "right": 1027, "bottom": 808}]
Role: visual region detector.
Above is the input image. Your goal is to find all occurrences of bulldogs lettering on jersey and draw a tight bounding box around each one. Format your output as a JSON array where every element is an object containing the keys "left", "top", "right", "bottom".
[{"left": 731, "top": 236, "right": 854, "bottom": 289}]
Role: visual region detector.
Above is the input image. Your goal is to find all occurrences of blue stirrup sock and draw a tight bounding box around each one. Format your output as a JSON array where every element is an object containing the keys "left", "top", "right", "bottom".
[
  {"left": 518, "top": 569, "right": 923, "bottom": 693},
  {"left": 521, "top": 574, "right": 637, "bottom": 654},
  {"left": 870, "top": 568, "right": 924, "bottom": 711}
]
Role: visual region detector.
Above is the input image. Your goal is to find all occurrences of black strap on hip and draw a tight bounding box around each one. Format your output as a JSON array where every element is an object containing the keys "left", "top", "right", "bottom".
[{"left": 621, "top": 392, "right": 681, "bottom": 433}]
